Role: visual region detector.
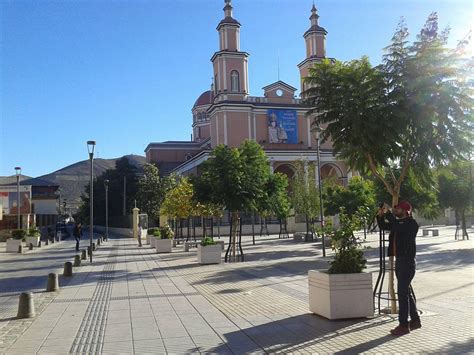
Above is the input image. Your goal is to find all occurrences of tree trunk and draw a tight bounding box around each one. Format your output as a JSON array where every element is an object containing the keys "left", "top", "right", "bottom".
[
  {"left": 389, "top": 194, "right": 399, "bottom": 314},
  {"left": 461, "top": 209, "right": 469, "bottom": 239},
  {"left": 231, "top": 211, "right": 239, "bottom": 261}
]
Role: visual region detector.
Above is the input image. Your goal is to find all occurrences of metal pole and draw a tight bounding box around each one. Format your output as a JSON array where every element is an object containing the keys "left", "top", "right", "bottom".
[
  {"left": 316, "top": 136, "right": 326, "bottom": 257},
  {"left": 89, "top": 152, "right": 94, "bottom": 263},
  {"left": 105, "top": 183, "right": 109, "bottom": 241},
  {"left": 123, "top": 176, "right": 126, "bottom": 216},
  {"left": 16, "top": 174, "right": 20, "bottom": 229}
]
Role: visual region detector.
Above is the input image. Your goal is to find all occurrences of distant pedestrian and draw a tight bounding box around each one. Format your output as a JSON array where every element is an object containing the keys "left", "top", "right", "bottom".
[
  {"left": 73, "top": 223, "right": 83, "bottom": 251},
  {"left": 377, "top": 201, "right": 421, "bottom": 336},
  {"left": 138, "top": 225, "right": 143, "bottom": 247}
]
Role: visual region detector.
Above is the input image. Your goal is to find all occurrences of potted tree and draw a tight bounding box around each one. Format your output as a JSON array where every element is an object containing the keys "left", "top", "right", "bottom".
[
  {"left": 149, "top": 229, "right": 159, "bottom": 248},
  {"left": 308, "top": 210, "right": 373, "bottom": 319},
  {"left": 25, "top": 226, "right": 41, "bottom": 247},
  {"left": 197, "top": 236, "right": 221, "bottom": 264},
  {"left": 155, "top": 225, "right": 174, "bottom": 253},
  {"left": 6, "top": 229, "right": 26, "bottom": 252}
]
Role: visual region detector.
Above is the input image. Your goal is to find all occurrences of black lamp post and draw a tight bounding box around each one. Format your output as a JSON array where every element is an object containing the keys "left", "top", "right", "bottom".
[
  {"left": 87, "top": 140, "right": 96, "bottom": 262},
  {"left": 312, "top": 126, "right": 326, "bottom": 257},
  {"left": 104, "top": 179, "right": 109, "bottom": 242},
  {"left": 15, "top": 167, "right": 21, "bottom": 229}
]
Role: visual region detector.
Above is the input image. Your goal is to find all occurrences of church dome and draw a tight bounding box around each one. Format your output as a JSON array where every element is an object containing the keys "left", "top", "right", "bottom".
[{"left": 193, "top": 90, "right": 213, "bottom": 108}]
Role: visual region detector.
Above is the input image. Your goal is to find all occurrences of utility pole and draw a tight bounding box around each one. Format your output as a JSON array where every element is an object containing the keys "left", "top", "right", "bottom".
[{"left": 123, "top": 176, "right": 126, "bottom": 216}]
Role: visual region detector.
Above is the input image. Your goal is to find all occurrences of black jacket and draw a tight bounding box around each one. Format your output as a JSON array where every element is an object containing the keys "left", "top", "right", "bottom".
[{"left": 377, "top": 212, "right": 418, "bottom": 257}]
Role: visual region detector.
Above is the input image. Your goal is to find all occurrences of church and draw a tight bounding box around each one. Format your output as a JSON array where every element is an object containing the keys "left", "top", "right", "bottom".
[{"left": 145, "top": 1, "right": 351, "bottom": 185}]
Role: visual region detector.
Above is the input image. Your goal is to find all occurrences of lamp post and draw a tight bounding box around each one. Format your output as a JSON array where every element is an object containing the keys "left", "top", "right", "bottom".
[
  {"left": 104, "top": 179, "right": 109, "bottom": 242},
  {"left": 312, "top": 126, "right": 326, "bottom": 257},
  {"left": 15, "top": 167, "right": 21, "bottom": 229},
  {"left": 87, "top": 141, "right": 96, "bottom": 263}
]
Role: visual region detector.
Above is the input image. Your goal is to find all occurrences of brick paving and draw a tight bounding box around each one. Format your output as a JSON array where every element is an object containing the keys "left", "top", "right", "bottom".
[{"left": 0, "top": 226, "right": 473, "bottom": 354}]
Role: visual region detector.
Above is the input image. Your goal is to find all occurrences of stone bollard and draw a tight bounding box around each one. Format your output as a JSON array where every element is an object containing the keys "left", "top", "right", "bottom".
[
  {"left": 92, "top": 243, "right": 96, "bottom": 251},
  {"left": 29, "top": 243, "right": 34, "bottom": 250},
  {"left": 97, "top": 238, "right": 101, "bottom": 246},
  {"left": 81, "top": 249, "right": 87, "bottom": 260},
  {"left": 38, "top": 240, "right": 42, "bottom": 248},
  {"left": 18, "top": 245, "right": 23, "bottom": 253},
  {"left": 45, "top": 239, "right": 49, "bottom": 246},
  {"left": 17, "top": 292, "right": 36, "bottom": 319},
  {"left": 87, "top": 246, "right": 92, "bottom": 256},
  {"left": 63, "top": 262, "right": 73, "bottom": 277},
  {"left": 73, "top": 255, "right": 81, "bottom": 267},
  {"left": 46, "top": 273, "right": 59, "bottom": 292}
]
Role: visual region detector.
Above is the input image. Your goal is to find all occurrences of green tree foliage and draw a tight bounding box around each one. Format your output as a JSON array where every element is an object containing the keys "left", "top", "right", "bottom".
[
  {"left": 194, "top": 140, "right": 271, "bottom": 259},
  {"left": 303, "top": 13, "right": 473, "bottom": 207},
  {"left": 76, "top": 157, "right": 139, "bottom": 225},
  {"left": 136, "top": 164, "right": 167, "bottom": 224},
  {"left": 438, "top": 160, "right": 473, "bottom": 238},
  {"left": 324, "top": 176, "right": 376, "bottom": 218},
  {"left": 289, "top": 161, "right": 321, "bottom": 234},
  {"left": 160, "top": 177, "right": 194, "bottom": 221}
]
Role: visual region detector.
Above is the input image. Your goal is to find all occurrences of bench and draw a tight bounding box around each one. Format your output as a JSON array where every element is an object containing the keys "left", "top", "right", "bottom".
[
  {"left": 422, "top": 229, "right": 439, "bottom": 236},
  {"left": 184, "top": 240, "right": 225, "bottom": 252}
]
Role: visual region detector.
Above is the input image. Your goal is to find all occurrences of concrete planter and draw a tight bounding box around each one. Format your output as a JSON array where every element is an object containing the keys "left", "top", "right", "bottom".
[
  {"left": 155, "top": 239, "right": 173, "bottom": 253},
  {"left": 150, "top": 237, "right": 158, "bottom": 248},
  {"left": 25, "top": 236, "right": 40, "bottom": 247},
  {"left": 308, "top": 270, "right": 373, "bottom": 320},
  {"left": 6, "top": 239, "right": 23, "bottom": 253},
  {"left": 146, "top": 234, "right": 152, "bottom": 245},
  {"left": 197, "top": 244, "right": 221, "bottom": 264}
]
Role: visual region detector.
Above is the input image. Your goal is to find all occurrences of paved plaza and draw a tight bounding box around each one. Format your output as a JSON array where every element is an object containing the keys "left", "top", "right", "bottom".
[{"left": 0, "top": 226, "right": 473, "bottom": 354}]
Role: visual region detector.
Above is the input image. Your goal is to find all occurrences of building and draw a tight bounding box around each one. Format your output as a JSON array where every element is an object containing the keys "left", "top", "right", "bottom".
[{"left": 145, "top": 1, "right": 351, "bottom": 185}]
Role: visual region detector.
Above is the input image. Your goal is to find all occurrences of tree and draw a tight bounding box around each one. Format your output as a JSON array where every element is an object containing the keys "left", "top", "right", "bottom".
[
  {"left": 289, "top": 161, "right": 321, "bottom": 235},
  {"left": 194, "top": 140, "right": 271, "bottom": 261},
  {"left": 160, "top": 177, "right": 194, "bottom": 236},
  {"left": 303, "top": 14, "right": 473, "bottom": 314},
  {"left": 76, "top": 157, "right": 139, "bottom": 225},
  {"left": 136, "top": 163, "right": 166, "bottom": 225},
  {"left": 438, "top": 160, "right": 473, "bottom": 239},
  {"left": 303, "top": 14, "right": 473, "bottom": 208}
]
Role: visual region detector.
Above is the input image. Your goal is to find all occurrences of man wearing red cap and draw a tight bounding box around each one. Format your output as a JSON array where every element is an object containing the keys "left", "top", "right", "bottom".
[{"left": 377, "top": 201, "right": 421, "bottom": 335}]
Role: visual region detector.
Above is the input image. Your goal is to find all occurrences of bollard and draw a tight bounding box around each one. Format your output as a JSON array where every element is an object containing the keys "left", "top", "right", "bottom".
[
  {"left": 63, "top": 262, "right": 73, "bottom": 277},
  {"left": 92, "top": 243, "right": 96, "bottom": 251},
  {"left": 97, "top": 239, "right": 101, "bottom": 246},
  {"left": 17, "top": 292, "right": 36, "bottom": 319},
  {"left": 81, "top": 249, "right": 87, "bottom": 260},
  {"left": 73, "top": 254, "right": 81, "bottom": 267},
  {"left": 45, "top": 239, "right": 49, "bottom": 246},
  {"left": 87, "top": 246, "right": 92, "bottom": 256},
  {"left": 38, "top": 240, "right": 42, "bottom": 248},
  {"left": 18, "top": 245, "right": 23, "bottom": 253},
  {"left": 51, "top": 238, "right": 55, "bottom": 244},
  {"left": 29, "top": 243, "right": 34, "bottom": 250},
  {"left": 46, "top": 273, "right": 59, "bottom": 292}
]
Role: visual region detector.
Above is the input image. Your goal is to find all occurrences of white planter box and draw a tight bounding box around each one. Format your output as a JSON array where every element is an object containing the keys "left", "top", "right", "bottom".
[
  {"left": 197, "top": 244, "right": 221, "bottom": 264},
  {"left": 308, "top": 270, "right": 373, "bottom": 320},
  {"left": 146, "top": 234, "right": 152, "bottom": 245},
  {"left": 6, "top": 239, "right": 23, "bottom": 253},
  {"left": 150, "top": 237, "right": 157, "bottom": 248},
  {"left": 155, "top": 239, "right": 173, "bottom": 253},
  {"left": 25, "top": 236, "right": 40, "bottom": 247}
]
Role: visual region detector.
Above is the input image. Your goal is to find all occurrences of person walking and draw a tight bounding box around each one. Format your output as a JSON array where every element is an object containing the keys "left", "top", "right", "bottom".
[
  {"left": 73, "top": 223, "right": 83, "bottom": 251},
  {"left": 377, "top": 201, "right": 421, "bottom": 336}
]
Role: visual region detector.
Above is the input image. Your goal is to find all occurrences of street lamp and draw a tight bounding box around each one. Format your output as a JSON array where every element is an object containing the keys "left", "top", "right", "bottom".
[
  {"left": 15, "top": 167, "right": 21, "bottom": 229},
  {"left": 87, "top": 140, "right": 96, "bottom": 262},
  {"left": 104, "top": 179, "right": 109, "bottom": 242},
  {"left": 312, "top": 126, "right": 326, "bottom": 257}
]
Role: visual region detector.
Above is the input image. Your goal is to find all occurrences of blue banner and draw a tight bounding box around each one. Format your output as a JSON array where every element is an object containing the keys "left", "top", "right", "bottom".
[{"left": 267, "top": 109, "right": 298, "bottom": 144}]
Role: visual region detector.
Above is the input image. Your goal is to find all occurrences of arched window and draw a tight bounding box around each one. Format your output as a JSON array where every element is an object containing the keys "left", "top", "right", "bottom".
[{"left": 231, "top": 70, "right": 240, "bottom": 92}]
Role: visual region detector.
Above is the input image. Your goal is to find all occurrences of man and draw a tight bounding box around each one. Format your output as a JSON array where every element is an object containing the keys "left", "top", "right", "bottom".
[
  {"left": 377, "top": 201, "right": 421, "bottom": 335},
  {"left": 73, "top": 223, "right": 83, "bottom": 251}
]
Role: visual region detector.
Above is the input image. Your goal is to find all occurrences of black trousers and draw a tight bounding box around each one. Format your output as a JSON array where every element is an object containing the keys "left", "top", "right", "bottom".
[
  {"left": 395, "top": 256, "right": 419, "bottom": 326},
  {"left": 75, "top": 237, "right": 80, "bottom": 251}
]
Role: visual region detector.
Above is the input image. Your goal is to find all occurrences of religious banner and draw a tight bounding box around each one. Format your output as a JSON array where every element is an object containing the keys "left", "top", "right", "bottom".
[
  {"left": 267, "top": 109, "right": 298, "bottom": 144},
  {"left": 0, "top": 186, "right": 32, "bottom": 215}
]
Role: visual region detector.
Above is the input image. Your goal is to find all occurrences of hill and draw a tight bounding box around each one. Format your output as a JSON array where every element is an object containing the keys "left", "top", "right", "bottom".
[{"left": 38, "top": 155, "right": 146, "bottom": 211}]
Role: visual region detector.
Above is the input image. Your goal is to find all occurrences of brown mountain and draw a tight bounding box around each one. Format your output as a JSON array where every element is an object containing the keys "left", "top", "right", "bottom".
[{"left": 38, "top": 155, "right": 146, "bottom": 211}]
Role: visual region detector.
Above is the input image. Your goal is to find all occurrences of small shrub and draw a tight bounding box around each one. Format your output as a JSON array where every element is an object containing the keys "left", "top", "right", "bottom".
[
  {"left": 11, "top": 229, "right": 27, "bottom": 240},
  {"left": 153, "top": 230, "right": 161, "bottom": 238},
  {"left": 201, "top": 236, "right": 216, "bottom": 246},
  {"left": 27, "top": 227, "right": 41, "bottom": 237},
  {"left": 327, "top": 210, "right": 367, "bottom": 274},
  {"left": 148, "top": 227, "right": 158, "bottom": 235},
  {"left": 159, "top": 226, "right": 174, "bottom": 239}
]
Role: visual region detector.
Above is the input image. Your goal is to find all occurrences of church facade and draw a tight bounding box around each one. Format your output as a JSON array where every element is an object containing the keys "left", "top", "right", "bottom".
[{"left": 145, "top": 1, "right": 351, "bottom": 185}]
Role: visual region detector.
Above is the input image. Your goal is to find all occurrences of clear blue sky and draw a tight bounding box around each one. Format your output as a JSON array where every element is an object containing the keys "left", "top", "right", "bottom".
[{"left": 1, "top": 0, "right": 472, "bottom": 177}]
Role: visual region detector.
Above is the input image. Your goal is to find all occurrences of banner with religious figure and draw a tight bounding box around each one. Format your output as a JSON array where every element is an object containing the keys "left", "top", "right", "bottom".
[{"left": 267, "top": 109, "right": 297, "bottom": 144}]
